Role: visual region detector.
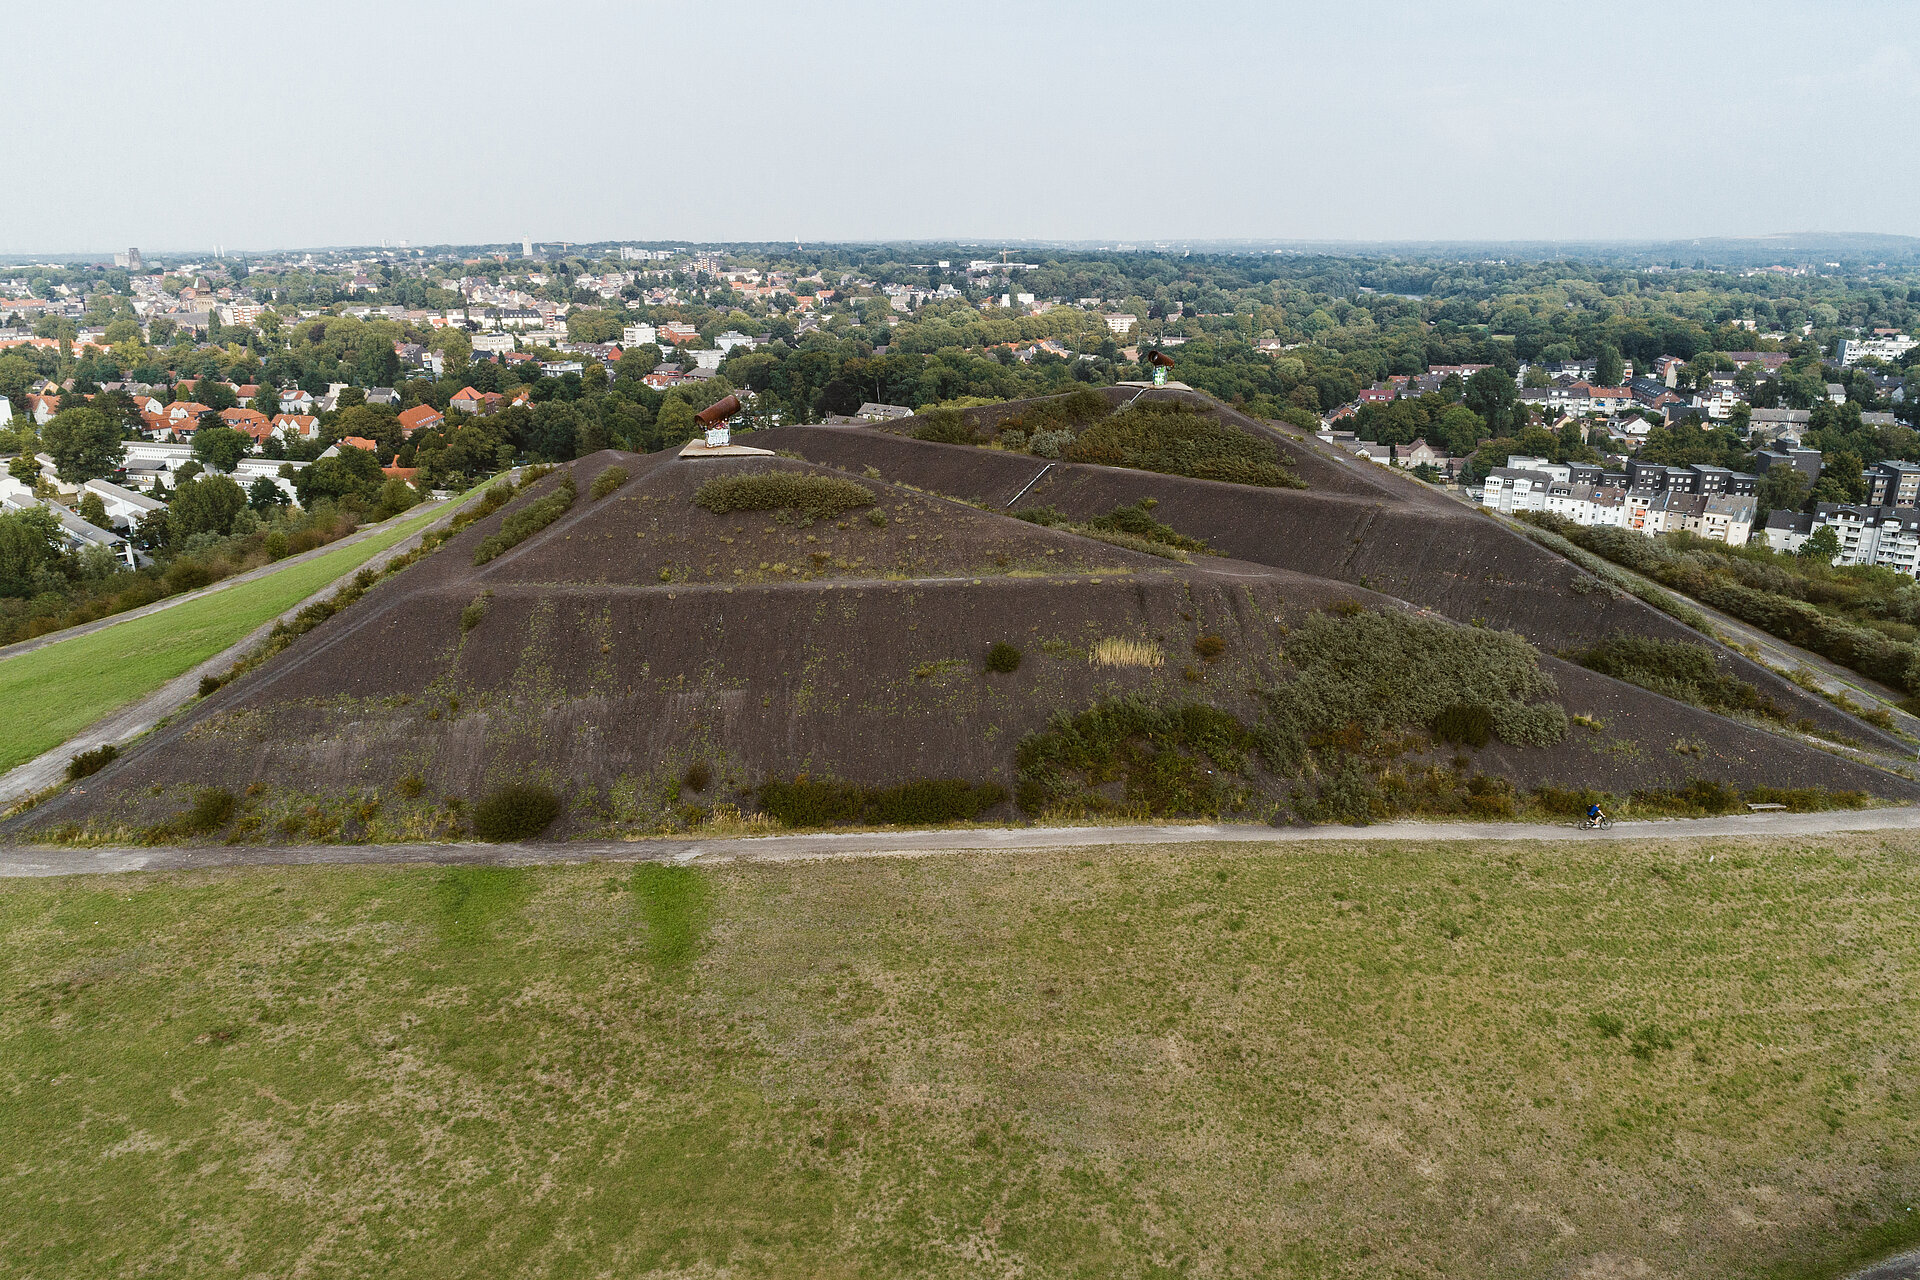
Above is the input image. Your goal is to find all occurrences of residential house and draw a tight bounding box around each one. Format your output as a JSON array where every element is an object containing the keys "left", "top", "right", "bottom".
[
  {"left": 449, "top": 386, "right": 487, "bottom": 414},
  {"left": 1753, "top": 447, "right": 1823, "bottom": 483},
  {"left": 272, "top": 413, "right": 321, "bottom": 441},
  {"left": 278, "top": 388, "right": 315, "bottom": 414},
  {"left": 854, "top": 403, "right": 913, "bottom": 423},
  {"left": 364, "top": 387, "right": 399, "bottom": 407},
  {"left": 396, "top": 404, "right": 444, "bottom": 436},
  {"left": 1747, "top": 407, "right": 1812, "bottom": 442},
  {"left": 218, "top": 407, "right": 271, "bottom": 442},
  {"left": 80, "top": 477, "right": 164, "bottom": 531}
]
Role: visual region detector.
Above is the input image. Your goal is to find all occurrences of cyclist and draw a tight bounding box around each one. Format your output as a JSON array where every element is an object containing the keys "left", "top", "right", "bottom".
[{"left": 1585, "top": 802, "right": 1607, "bottom": 829}]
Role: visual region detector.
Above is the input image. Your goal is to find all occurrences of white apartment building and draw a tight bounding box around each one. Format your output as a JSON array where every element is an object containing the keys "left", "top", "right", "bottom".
[
  {"left": 1837, "top": 333, "right": 1916, "bottom": 366},
  {"left": 1767, "top": 504, "right": 1920, "bottom": 574},
  {"left": 622, "top": 322, "right": 657, "bottom": 347},
  {"left": 1103, "top": 313, "right": 1138, "bottom": 335},
  {"left": 1483, "top": 455, "right": 1754, "bottom": 545}
]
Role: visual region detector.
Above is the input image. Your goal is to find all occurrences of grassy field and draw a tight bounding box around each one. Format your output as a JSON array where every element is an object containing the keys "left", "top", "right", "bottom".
[
  {"left": 0, "top": 500, "right": 458, "bottom": 775},
  {"left": 4, "top": 834, "right": 1919, "bottom": 1278}
]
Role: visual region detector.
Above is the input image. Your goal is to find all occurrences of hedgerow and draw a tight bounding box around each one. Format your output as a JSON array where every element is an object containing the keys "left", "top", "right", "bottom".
[
  {"left": 1014, "top": 501, "right": 1209, "bottom": 562},
  {"left": 1573, "top": 634, "right": 1783, "bottom": 720},
  {"left": 1063, "top": 402, "right": 1305, "bottom": 489},
  {"left": 693, "top": 471, "right": 875, "bottom": 521},
  {"left": 759, "top": 776, "right": 1007, "bottom": 827},
  {"left": 474, "top": 472, "right": 578, "bottom": 565},
  {"left": 1524, "top": 513, "right": 1920, "bottom": 695}
]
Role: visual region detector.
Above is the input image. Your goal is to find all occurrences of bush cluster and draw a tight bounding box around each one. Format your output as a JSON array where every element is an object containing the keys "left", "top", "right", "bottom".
[
  {"left": 472, "top": 783, "right": 561, "bottom": 841},
  {"left": 589, "top": 465, "right": 630, "bottom": 500},
  {"left": 759, "top": 776, "right": 1007, "bottom": 827},
  {"left": 1573, "top": 634, "right": 1779, "bottom": 719},
  {"left": 1015, "top": 699, "right": 1256, "bottom": 817},
  {"left": 985, "top": 641, "right": 1022, "bottom": 673},
  {"left": 65, "top": 743, "right": 118, "bottom": 780},
  {"left": 988, "top": 388, "right": 1112, "bottom": 437},
  {"left": 1014, "top": 501, "right": 1208, "bottom": 562},
  {"left": 460, "top": 591, "right": 492, "bottom": 633},
  {"left": 1259, "top": 606, "right": 1567, "bottom": 770},
  {"left": 1431, "top": 703, "right": 1492, "bottom": 747},
  {"left": 473, "top": 472, "right": 578, "bottom": 565},
  {"left": 1062, "top": 403, "right": 1305, "bottom": 489},
  {"left": 693, "top": 471, "right": 875, "bottom": 521},
  {"left": 911, "top": 410, "right": 975, "bottom": 445},
  {"left": 1086, "top": 499, "right": 1210, "bottom": 552}
]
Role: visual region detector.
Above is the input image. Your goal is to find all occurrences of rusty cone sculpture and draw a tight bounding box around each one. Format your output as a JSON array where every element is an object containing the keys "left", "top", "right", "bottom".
[{"left": 1147, "top": 349, "right": 1175, "bottom": 387}]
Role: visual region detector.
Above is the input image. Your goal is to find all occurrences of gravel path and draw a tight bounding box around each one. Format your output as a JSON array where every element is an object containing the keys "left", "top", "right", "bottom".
[{"left": 4, "top": 805, "right": 1915, "bottom": 879}]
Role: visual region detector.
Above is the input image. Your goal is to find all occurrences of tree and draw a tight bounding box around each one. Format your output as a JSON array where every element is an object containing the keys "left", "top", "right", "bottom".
[
  {"left": 198, "top": 380, "right": 238, "bottom": 411},
  {"left": 656, "top": 397, "right": 699, "bottom": 448},
  {"left": 1756, "top": 465, "right": 1810, "bottom": 521},
  {"left": 168, "top": 474, "right": 248, "bottom": 542},
  {"left": 1463, "top": 368, "right": 1519, "bottom": 436},
  {"left": 0, "top": 506, "right": 63, "bottom": 597},
  {"left": 1797, "top": 524, "right": 1841, "bottom": 563},
  {"left": 8, "top": 454, "right": 40, "bottom": 486},
  {"left": 1594, "top": 345, "right": 1624, "bottom": 386},
  {"left": 192, "top": 425, "right": 254, "bottom": 473},
  {"left": 78, "top": 491, "right": 110, "bottom": 528},
  {"left": 41, "top": 407, "right": 126, "bottom": 483},
  {"left": 248, "top": 475, "right": 289, "bottom": 512},
  {"left": 294, "top": 445, "right": 385, "bottom": 508},
  {"left": 1811, "top": 448, "right": 1864, "bottom": 505}
]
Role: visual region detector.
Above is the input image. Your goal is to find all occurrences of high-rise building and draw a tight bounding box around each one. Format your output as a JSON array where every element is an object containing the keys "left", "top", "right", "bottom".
[
  {"left": 522, "top": 238, "right": 533, "bottom": 258},
  {"left": 113, "top": 247, "right": 142, "bottom": 270}
]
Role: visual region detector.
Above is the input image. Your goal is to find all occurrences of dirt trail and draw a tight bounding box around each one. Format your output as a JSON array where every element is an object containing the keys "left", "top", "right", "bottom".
[{"left": 5, "top": 806, "right": 1914, "bottom": 879}]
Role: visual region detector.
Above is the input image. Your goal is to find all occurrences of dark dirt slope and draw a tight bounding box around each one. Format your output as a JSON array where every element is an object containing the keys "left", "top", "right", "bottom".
[
  {"left": 752, "top": 416, "right": 1905, "bottom": 755},
  {"left": 6, "top": 453, "right": 1371, "bottom": 838},
  {"left": 17, "top": 448, "right": 1917, "bottom": 844}
]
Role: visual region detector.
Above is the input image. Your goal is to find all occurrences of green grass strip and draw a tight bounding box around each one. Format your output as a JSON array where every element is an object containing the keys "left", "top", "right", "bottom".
[{"left": 0, "top": 500, "right": 457, "bottom": 774}]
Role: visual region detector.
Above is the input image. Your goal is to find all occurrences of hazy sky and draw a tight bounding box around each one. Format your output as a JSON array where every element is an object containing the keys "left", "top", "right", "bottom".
[{"left": 7, "top": 0, "right": 1916, "bottom": 253}]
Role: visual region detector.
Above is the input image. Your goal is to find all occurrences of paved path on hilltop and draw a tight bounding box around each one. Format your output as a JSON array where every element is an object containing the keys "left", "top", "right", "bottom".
[
  {"left": 0, "top": 496, "right": 459, "bottom": 663},
  {"left": 0, "top": 485, "right": 500, "bottom": 810},
  {"left": 5, "top": 806, "right": 1916, "bottom": 879}
]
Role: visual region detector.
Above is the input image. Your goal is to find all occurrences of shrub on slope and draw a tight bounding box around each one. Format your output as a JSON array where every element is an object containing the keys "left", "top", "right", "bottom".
[
  {"left": 474, "top": 473, "right": 578, "bottom": 565},
  {"left": 694, "top": 471, "right": 875, "bottom": 521},
  {"left": 1063, "top": 402, "right": 1305, "bottom": 489}
]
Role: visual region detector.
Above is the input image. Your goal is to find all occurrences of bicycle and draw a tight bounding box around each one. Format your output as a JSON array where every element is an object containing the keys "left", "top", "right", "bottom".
[{"left": 1579, "top": 814, "right": 1614, "bottom": 830}]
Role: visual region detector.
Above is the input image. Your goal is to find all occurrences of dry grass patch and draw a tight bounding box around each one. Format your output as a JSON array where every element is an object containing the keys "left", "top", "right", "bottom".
[{"left": 1090, "top": 636, "right": 1164, "bottom": 668}]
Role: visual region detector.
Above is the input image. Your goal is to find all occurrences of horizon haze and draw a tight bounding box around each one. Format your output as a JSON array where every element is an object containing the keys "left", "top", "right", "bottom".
[{"left": 7, "top": 0, "right": 1917, "bottom": 254}]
